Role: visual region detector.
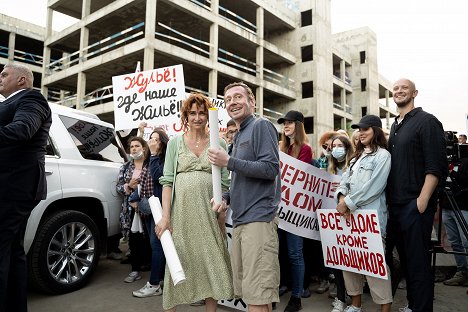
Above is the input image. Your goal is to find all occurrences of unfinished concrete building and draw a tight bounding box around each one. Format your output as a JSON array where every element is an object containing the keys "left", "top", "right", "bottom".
[{"left": 4, "top": 0, "right": 396, "bottom": 151}]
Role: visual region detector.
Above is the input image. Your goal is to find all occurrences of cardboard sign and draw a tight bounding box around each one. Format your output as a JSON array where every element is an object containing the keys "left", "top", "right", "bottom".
[
  {"left": 67, "top": 118, "right": 114, "bottom": 154},
  {"left": 137, "top": 94, "right": 230, "bottom": 137},
  {"left": 317, "top": 209, "right": 389, "bottom": 280},
  {"left": 279, "top": 152, "right": 341, "bottom": 240},
  {"left": 112, "top": 65, "right": 186, "bottom": 131}
]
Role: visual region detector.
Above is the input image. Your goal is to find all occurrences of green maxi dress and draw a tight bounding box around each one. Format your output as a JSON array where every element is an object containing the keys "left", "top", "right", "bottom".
[{"left": 161, "top": 138, "right": 233, "bottom": 310}]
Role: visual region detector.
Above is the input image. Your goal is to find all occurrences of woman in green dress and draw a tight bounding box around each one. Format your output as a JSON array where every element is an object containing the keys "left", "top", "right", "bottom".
[{"left": 157, "top": 93, "right": 233, "bottom": 312}]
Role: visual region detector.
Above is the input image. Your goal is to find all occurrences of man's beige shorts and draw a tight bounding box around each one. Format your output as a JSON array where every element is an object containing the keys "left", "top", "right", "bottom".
[
  {"left": 231, "top": 218, "right": 280, "bottom": 305},
  {"left": 342, "top": 266, "right": 393, "bottom": 304}
]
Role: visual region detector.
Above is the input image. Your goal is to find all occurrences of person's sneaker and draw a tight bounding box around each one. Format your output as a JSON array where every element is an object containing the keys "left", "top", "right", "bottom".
[
  {"left": 301, "top": 287, "right": 311, "bottom": 298},
  {"left": 398, "top": 305, "right": 412, "bottom": 312},
  {"left": 124, "top": 271, "right": 141, "bottom": 283},
  {"left": 107, "top": 252, "right": 123, "bottom": 260},
  {"left": 328, "top": 282, "right": 337, "bottom": 299},
  {"left": 133, "top": 282, "right": 162, "bottom": 297},
  {"left": 443, "top": 271, "right": 468, "bottom": 286},
  {"left": 284, "top": 296, "right": 302, "bottom": 312},
  {"left": 190, "top": 300, "right": 205, "bottom": 306},
  {"left": 343, "top": 305, "right": 361, "bottom": 312},
  {"left": 398, "top": 278, "right": 407, "bottom": 289},
  {"left": 279, "top": 285, "right": 289, "bottom": 296},
  {"left": 316, "top": 280, "right": 330, "bottom": 294},
  {"left": 331, "top": 298, "right": 346, "bottom": 312}
]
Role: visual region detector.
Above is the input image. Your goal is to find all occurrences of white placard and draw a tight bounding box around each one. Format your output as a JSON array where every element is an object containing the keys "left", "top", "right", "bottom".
[
  {"left": 112, "top": 65, "right": 186, "bottom": 131},
  {"left": 279, "top": 152, "right": 341, "bottom": 240},
  {"left": 317, "top": 209, "right": 389, "bottom": 280},
  {"left": 137, "top": 94, "right": 230, "bottom": 137},
  {"left": 148, "top": 196, "right": 186, "bottom": 285}
]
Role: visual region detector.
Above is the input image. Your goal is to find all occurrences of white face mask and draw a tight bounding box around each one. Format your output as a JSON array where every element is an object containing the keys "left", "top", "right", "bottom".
[
  {"left": 322, "top": 148, "right": 331, "bottom": 157},
  {"left": 331, "top": 147, "right": 346, "bottom": 162},
  {"left": 130, "top": 150, "right": 144, "bottom": 160}
]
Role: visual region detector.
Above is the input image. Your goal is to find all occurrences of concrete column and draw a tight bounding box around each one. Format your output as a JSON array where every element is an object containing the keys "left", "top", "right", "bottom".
[
  {"left": 340, "top": 60, "right": 345, "bottom": 80},
  {"left": 208, "top": 0, "right": 219, "bottom": 97},
  {"left": 76, "top": 72, "right": 86, "bottom": 109},
  {"left": 143, "top": 0, "right": 157, "bottom": 71},
  {"left": 255, "top": 87, "right": 263, "bottom": 117},
  {"left": 256, "top": 7, "right": 264, "bottom": 115},
  {"left": 41, "top": 7, "right": 54, "bottom": 94},
  {"left": 8, "top": 32, "right": 15, "bottom": 61}
]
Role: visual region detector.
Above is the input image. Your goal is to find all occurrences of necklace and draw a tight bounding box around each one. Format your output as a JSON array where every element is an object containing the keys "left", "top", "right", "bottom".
[{"left": 195, "top": 139, "right": 201, "bottom": 148}]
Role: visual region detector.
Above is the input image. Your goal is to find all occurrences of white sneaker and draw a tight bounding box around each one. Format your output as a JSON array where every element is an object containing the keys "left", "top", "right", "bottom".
[
  {"left": 133, "top": 282, "right": 162, "bottom": 297},
  {"left": 343, "top": 305, "right": 361, "bottom": 312},
  {"left": 124, "top": 271, "right": 141, "bottom": 283},
  {"left": 107, "top": 252, "right": 123, "bottom": 260},
  {"left": 399, "top": 305, "right": 412, "bottom": 312},
  {"left": 331, "top": 298, "right": 346, "bottom": 312}
]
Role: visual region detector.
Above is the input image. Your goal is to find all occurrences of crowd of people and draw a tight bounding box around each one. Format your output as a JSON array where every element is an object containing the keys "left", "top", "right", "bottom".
[
  {"left": 2, "top": 62, "right": 463, "bottom": 312},
  {"left": 110, "top": 77, "right": 459, "bottom": 312}
]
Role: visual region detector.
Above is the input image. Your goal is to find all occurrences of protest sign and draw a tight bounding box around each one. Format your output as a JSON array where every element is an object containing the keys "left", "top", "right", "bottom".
[
  {"left": 279, "top": 152, "right": 341, "bottom": 240},
  {"left": 112, "top": 65, "right": 185, "bottom": 131},
  {"left": 64, "top": 116, "right": 114, "bottom": 154},
  {"left": 130, "top": 93, "right": 229, "bottom": 138},
  {"left": 317, "top": 209, "right": 388, "bottom": 280}
]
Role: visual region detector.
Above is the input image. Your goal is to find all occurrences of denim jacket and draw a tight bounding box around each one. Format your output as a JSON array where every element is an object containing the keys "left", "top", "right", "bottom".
[{"left": 335, "top": 147, "right": 391, "bottom": 235}]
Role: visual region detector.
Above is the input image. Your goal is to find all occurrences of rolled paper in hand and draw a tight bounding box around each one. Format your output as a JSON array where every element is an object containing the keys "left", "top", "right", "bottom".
[
  {"left": 148, "top": 196, "right": 186, "bottom": 285},
  {"left": 208, "top": 107, "right": 222, "bottom": 205}
]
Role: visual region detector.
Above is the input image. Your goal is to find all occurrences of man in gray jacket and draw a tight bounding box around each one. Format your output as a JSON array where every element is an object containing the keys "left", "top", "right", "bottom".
[{"left": 208, "top": 82, "right": 281, "bottom": 312}]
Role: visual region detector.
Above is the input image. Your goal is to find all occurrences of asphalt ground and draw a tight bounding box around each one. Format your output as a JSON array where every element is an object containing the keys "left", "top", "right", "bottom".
[{"left": 28, "top": 253, "right": 468, "bottom": 312}]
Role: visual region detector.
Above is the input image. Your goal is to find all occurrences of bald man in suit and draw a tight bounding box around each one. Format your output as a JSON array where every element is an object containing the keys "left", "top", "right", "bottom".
[{"left": 0, "top": 63, "right": 52, "bottom": 312}]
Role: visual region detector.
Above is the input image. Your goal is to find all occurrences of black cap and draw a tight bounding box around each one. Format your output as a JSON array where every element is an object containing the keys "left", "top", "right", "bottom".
[
  {"left": 351, "top": 115, "right": 382, "bottom": 129},
  {"left": 278, "top": 110, "right": 304, "bottom": 124}
]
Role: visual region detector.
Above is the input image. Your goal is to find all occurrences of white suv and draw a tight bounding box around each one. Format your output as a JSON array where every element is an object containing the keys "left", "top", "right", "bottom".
[{"left": 25, "top": 103, "right": 126, "bottom": 294}]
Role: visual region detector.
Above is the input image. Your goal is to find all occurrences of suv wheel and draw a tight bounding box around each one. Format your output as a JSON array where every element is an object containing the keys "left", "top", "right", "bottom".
[{"left": 28, "top": 210, "right": 101, "bottom": 294}]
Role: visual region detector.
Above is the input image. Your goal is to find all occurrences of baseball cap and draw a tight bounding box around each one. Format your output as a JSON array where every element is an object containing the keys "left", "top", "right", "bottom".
[
  {"left": 278, "top": 110, "right": 304, "bottom": 124},
  {"left": 351, "top": 115, "right": 382, "bottom": 129}
]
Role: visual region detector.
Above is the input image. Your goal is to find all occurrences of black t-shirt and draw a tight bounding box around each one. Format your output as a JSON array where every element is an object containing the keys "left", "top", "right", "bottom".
[{"left": 387, "top": 107, "right": 447, "bottom": 205}]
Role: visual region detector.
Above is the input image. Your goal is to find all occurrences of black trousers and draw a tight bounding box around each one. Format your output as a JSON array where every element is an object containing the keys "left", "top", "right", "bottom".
[
  {"left": 387, "top": 198, "right": 436, "bottom": 312},
  {"left": 0, "top": 199, "right": 39, "bottom": 312}
]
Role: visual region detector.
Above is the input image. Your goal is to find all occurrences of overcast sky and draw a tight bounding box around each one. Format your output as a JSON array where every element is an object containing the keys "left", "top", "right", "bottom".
[{"left": 1, "top": 0, "right": 467, "bottom": 134}]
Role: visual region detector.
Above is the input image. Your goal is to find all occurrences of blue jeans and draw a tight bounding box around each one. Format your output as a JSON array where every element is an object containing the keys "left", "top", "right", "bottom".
[
  {"left": 143, "top": 216, "right": 166, "bottom": 285},
  {"left": 279, "top": 229, "right": 304, "bottom": 297},
  {"left": 442, "top": 209, "right": 468, "bottom": 276}
]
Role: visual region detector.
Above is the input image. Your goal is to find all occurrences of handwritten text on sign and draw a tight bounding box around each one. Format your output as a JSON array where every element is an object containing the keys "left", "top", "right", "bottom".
[
  {"left": 317, "top": 210, "right": 388, "bottom": 280},
  {"left": 140, "top": 95, "right": 230, "bottom": 137},
  {"left": 278, "top": 152, "right": 341, "bottom": 240},
  {"left": 112, "top": 65, "right": 185, "bottom": 131}
]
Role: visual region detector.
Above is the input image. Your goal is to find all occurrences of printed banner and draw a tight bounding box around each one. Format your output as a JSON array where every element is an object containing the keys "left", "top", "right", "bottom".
[
  {"left": 279, "top": 152, "right": 341, "bottom": 240},
  {"left": 112, "top": 65, "right": 186, "bottom": 131},
  {"left": 317, "top": 209, "right": 389, "bottom": 280}
]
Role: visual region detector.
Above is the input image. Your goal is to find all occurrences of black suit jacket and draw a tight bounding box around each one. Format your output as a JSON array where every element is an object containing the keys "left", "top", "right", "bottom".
[{"left": 0, "top": 89, "right": 52, "bottom": 200}]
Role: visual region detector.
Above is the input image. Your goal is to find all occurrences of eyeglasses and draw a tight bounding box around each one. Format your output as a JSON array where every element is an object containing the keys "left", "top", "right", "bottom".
[{"left": 322, "top": 144, "right": 332, "bottom": 151}]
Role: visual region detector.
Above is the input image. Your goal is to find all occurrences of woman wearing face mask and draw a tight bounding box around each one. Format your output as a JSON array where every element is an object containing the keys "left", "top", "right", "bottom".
[
  {"left": 314, "top": 131, "right": 339, "bottom": 170},
  {"left": 328, "top": 136, "right": 354, "bottom": 176},
  {"left": 277, "top": 110, "right": 313, "bottom": 312},
  {"left": 327, "top": 135, "right": 354, "bottom": 312},
  {"left": 335, "top": 115, "right": 392, "bottom": 312},
  {"left": 116, "top": 136, "right": 152, "bottom": 283}
]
